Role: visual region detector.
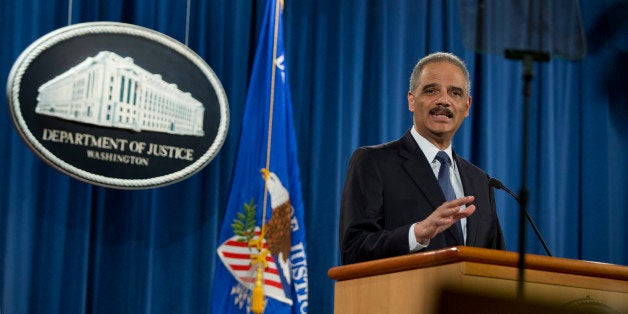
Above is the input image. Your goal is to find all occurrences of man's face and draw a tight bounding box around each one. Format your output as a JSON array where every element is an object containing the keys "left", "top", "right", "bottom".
[{"left": 408, "top": 61, "right": 471, "bottom": 148}]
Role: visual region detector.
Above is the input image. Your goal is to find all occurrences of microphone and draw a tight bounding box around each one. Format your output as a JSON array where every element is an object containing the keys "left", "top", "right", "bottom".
[{"left": 489, "top": 177, "right": 553, "bottom": 257}]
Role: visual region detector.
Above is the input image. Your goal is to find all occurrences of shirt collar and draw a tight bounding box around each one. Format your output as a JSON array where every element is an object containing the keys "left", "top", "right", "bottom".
[{"left": 410, "top": 126, "right": 453, "bottom": 164}]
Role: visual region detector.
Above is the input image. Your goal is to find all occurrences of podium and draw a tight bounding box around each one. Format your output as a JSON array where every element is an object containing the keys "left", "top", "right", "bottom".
[{"left": 328, "top": 247, "right": 628, "bottom": 313}]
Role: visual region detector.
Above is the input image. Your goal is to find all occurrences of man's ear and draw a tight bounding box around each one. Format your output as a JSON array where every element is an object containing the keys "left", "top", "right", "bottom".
[{"left": 464, "top": 96, "right": 472, "bottom": 117}]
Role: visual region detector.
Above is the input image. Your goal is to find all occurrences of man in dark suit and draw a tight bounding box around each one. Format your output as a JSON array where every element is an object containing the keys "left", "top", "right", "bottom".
[{"left": 340, "top": 52, "right": 505, "bottom": 265}]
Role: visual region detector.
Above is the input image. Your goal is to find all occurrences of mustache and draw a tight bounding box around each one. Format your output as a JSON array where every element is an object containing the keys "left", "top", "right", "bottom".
[{"left": 429, "top": 106, "right": 454, "bottom": 118}]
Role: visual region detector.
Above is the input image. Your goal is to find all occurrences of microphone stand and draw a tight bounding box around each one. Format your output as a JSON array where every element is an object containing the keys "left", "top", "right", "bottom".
[{"left": 504, "top": 49, "right": 550, "bottom": 299}]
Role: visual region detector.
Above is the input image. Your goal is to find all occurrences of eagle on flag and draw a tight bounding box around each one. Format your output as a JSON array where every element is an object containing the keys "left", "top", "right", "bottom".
[{"left": 261, "top": 168, "right": 292, "bottom": 270}]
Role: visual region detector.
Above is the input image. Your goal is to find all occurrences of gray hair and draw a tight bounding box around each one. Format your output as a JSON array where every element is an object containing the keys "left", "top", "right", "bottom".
[{"left": 408, "top": 52, "right": 471, "bottom": 95}]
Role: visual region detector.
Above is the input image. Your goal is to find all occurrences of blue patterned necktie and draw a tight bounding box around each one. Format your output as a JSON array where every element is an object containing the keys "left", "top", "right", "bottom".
[{"left": 435, "top": 151, "right": 464, "bottom": 244}]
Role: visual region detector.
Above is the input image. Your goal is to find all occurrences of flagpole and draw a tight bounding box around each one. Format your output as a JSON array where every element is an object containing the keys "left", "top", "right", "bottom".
[
  {"left": 261, "top": 0, "right": 281, "bottom": 238},
  {"left": 252, "top": 1, "right": 282, "bottom": 313}
]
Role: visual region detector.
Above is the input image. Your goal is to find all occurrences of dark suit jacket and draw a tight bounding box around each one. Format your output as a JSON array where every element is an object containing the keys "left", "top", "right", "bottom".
[{"left": 340, "top": 130, "right": 505, "bottom": 264}]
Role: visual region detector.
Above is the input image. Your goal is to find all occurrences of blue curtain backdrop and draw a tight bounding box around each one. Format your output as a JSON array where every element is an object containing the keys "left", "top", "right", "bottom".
[{"left": 1, "top": 0, "right": 626, "bottom": 313}]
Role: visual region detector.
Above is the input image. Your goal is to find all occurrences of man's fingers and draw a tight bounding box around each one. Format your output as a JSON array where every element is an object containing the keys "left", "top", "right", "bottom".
[
  {"left": 421, "top": 196, "right": 476, "bottom": 237},
  {"left": 437, "top": 196, "right": 473, "bottom": 216},
  {"left": 446, "top": 195, "right": 474, "bottom": 207}
]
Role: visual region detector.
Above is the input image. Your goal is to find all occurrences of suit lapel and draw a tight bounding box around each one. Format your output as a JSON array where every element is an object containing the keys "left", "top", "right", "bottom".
[
  {"left": 398, "top": 132, "right": 445, "bottom": 210},
  {"left": 455, "top": 153, "right": 479, "bottom": 246}
]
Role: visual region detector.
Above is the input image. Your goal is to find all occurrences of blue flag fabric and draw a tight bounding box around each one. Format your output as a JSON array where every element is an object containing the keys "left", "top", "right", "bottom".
[{"left": 211, "top": 0, "right": 309, "bottom": 313}]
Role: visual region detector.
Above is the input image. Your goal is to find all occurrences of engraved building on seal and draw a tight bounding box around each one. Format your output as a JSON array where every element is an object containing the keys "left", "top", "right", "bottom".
[{"left": 35, "top": 51, "right": 205, "bottom": 137}]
